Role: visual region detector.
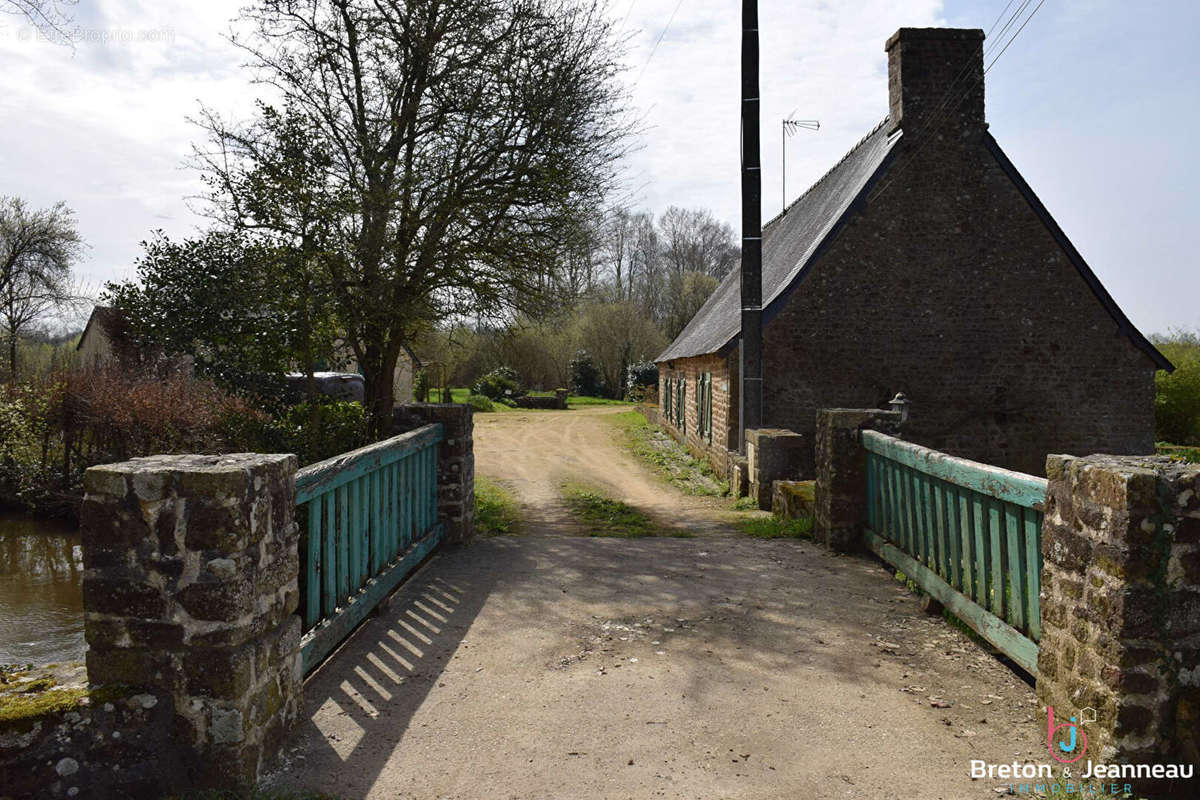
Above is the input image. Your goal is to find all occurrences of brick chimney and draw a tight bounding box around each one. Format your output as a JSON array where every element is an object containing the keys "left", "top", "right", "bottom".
[{"left": 886, "top": 28, "right": 985, "bottom": 137}]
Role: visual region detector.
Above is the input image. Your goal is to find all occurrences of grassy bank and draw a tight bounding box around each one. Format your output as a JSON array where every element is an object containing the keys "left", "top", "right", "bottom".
[
  {"left": 560, "top": 482, "right": 686, "bottom": 538},
  {"left": 474, "top": 476, "right": 520, "bottom": 536},
  {"left": 606, "top": 410, "right": 728, "bottom": 496}
]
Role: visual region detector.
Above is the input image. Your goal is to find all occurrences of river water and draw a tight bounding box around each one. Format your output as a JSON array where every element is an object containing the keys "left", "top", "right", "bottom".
[{"left": 0, "top": 513, "right": 85, "bottom": 665}]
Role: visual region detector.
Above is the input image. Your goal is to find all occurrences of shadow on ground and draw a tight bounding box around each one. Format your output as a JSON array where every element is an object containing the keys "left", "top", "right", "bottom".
[{"left": 268, "top": 534, "right": 1041, "bottom": 799}]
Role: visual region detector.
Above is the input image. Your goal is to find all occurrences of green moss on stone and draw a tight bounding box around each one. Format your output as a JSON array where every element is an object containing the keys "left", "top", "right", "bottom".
[
  {"left": 0, "top": 681, "right": 131, "bottom": 726},
  {"left": 0, "top": 686, "right": 87, "bottom": 724}
]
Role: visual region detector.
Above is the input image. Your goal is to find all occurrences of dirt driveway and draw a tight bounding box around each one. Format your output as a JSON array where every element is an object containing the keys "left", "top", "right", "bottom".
[{"left": 269, "top": 406, "right": 1044, "bottom": 799}]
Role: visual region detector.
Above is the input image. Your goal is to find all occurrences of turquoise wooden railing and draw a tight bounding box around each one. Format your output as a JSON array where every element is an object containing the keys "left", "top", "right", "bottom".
[
  {"left": 295, "top": 423, "right": 443, "bottom": 674},
  {"left": 861, "top": 430, "right": 1047, "bottom": 675}
]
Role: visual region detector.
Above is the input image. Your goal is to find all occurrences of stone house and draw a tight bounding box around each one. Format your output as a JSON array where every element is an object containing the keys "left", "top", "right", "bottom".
[
  {"left": 656, "top": 27, "right": 1172, "bottom": 478},
  {"left": 76, "top": 306, "right": 139, "bottom": 369}
]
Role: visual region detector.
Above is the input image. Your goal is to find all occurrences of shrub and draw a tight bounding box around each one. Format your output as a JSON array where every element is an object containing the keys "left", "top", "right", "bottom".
[
  {"left": 412, "top": 368, "right": 430, "bottom": 402},
  {"left": 625, "top": 360, "right": 658, "bottom": 401},
  {"left": 569, "top": 350, "right": 604, "bottom": 397},
  {"left": 470, "top": 366, "right": 524, "bottom": 400},
  {"left": 58, "top": 367, "right": 263, "bottom": 466},
  {"left": 233, "top": 400, "right": 369, "bottom": 466},
  {"left": 466, "top": 393, "right": 495, "bottom": 412},
  {"left": 0, "top": 367, "right": 268, "bottom": 514},
  {"left": 1153, "top": 332, "right": 1200, "bottom": 445}
]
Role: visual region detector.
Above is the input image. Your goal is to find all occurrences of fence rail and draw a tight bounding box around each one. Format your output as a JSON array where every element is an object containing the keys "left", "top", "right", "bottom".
[
  {"left": 861, "top": 430, "right": 1046, "bottom": 675},
  {"left": 295, "top": 423, "right": 443, "bottom": 674}
]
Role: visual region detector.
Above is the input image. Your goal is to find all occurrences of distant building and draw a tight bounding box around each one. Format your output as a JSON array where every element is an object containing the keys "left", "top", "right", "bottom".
[
  {"left": 77, "top": 306, "right": 422, "bottom": 407},
  {"left": 655, "top": 27, "right": 1172, "bottom": 478},
  {"left": 76, "top": 306, "right": 137, "bottom": 369}
]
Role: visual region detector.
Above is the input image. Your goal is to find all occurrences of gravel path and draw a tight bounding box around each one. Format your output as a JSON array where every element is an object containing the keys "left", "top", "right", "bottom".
[{"left": 268, "top": 406, "right": 1043, "bottom": 799}]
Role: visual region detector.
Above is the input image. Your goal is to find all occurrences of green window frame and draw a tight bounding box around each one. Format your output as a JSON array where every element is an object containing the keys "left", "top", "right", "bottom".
[{"left": 676, "top": 376, "right": 686, "bottom": 433}]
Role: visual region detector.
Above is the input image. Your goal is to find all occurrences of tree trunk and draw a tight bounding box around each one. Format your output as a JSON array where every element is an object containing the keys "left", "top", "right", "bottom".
[{"left": 360, "top": 343, "right": 401, "bottom": 440}]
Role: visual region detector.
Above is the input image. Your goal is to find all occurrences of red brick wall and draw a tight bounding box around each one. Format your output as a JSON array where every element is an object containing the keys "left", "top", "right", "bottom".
[{"left": 658, "top": 352, "right": 738, "bottom": 477}]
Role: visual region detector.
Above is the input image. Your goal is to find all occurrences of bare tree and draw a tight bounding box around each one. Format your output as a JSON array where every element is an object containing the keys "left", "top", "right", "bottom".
[
  {"left": 199, "top": 0, "right": 631, "bottom": 434},
  {"left": 601, "top": 207, "right": 635, "bottom": 301},
  {"left": 2, "top": 0, "right": 78, "bottom": 46},
  {"left": 658, "top": 205, "right": 739, "bottom": 280},
  {"left": 0, "top": 197, "right": 84, "bottom": 378},
  {"left": 664, "top": 270, "right": 718, "bottom": 340}
]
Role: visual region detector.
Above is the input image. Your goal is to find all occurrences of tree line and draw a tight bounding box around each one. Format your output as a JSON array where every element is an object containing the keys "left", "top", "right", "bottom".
[{"left": 421, "top": 203, "right": 738, "bottom": 398}]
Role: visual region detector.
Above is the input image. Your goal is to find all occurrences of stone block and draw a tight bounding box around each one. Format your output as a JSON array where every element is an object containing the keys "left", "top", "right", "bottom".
[
  {"left": 812, "top": 408, "right": 902, "bottom": 552},
  {"left": 772, "top": 480, "right": 815, "bottom": 519}
]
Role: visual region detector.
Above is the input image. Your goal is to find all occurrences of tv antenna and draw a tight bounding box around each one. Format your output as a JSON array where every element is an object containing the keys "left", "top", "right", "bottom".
[{"left": 782, "top": 117, "right": 820, "bottom": 212}]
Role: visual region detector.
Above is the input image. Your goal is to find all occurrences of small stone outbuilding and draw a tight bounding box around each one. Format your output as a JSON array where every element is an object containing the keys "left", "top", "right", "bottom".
[{"left": 656, "top": 27, "right": 1172, "bottom": 478}]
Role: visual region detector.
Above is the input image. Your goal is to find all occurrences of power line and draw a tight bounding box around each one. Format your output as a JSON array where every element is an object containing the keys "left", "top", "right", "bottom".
[
  {"left": 636, "top": 0, "right": 686, "bottom": 85},
  {"left": 986, "top": 0, "right": 1047, "bottom": 71},
  {"left": 988, "top": 0, "right": 1035, "bottom": 59},
  {"left": 619, "top": 0, "right": 638, "bottom": 32},
  {"left": 986, "top": 0, "right": 1020, "bottom": 38}
]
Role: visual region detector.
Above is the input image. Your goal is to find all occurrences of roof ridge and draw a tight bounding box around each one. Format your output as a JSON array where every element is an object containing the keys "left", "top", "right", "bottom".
[{"left": 763, "top": 116, "right": 891, "bottom": 231}]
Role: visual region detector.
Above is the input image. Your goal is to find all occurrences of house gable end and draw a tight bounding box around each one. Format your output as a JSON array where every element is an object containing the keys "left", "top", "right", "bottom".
[{"left": 984, "top": 134, "right": 1173, "bottom": 373}]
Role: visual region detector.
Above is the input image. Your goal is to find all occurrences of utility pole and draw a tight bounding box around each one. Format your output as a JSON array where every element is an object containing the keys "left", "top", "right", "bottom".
[
  {"left": 739, "top": 0, "right": 762, "bottom": 452},
  {"left": 781, "top": 117, "right": 819, "bottom": 211}
]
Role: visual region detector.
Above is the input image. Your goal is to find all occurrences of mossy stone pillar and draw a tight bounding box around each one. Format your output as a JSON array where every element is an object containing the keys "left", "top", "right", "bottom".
[
  {"left": 1038, "top": 454, "right": 1200, "bottom": 794},
  {"left": 80, "top": 453, "right": 302, "bottom": 789}
]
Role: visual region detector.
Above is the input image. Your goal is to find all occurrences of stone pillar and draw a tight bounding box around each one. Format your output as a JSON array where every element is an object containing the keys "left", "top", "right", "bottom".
[
  {"left": 729, "top": 455, "right": 750, "bottom": 499},
  {"left": 393, "top": 403, "right": 475, "bottom": 543},
  {"left": 1037, "top": 454, "right": 1200, "bottom": 778},
  {"left": 745, "top": 428, "right": 808, "bottom": 509},
  {"left": 813, "top": 408, "right": 902, "bottom": 552},
  {"left": 80, "top": 454, "right": 302, "bottom": 789},
  {"left": 555, "top": 388, "right": 569, "bottom": 409}
]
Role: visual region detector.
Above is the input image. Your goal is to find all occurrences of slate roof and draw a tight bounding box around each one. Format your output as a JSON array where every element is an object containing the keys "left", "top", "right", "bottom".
[
  {"left": 657, "top": 118, "right": 899, "bottom": 362},
  {"left": 656, "top": 119, "right": 1173, "bottom": 373}
]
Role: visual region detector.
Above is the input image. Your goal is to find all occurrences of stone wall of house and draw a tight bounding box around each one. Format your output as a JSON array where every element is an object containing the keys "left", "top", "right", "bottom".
[
  {"left": 657, "top": 351, "right": 738, "bottom": 478},
  {"left": 1037, "top": 454, "right": 1200, "bottom": 787},
  {"left": 759, "top": 29, "right": 1157, "bottom": 477}
]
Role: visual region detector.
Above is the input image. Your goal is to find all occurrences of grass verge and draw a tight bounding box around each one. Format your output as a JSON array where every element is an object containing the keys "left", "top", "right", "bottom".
[
  {"left": 1157, "top": 441, "right": 1200, "bottom": 463},
  {"left": 736, "top": 515, "right": 813, "bottom": 539},
  {"left": 561, "top": 482, "right": 686, "bottom": 537},
  {"left": 475, "top": 476, "right": 520, "bottom": 536},
  {"left": 607, "top": 411, "right": 728, "bottom": 496},
  {"left": 428, "top": 387, "right": 629, "bottom": 409}
]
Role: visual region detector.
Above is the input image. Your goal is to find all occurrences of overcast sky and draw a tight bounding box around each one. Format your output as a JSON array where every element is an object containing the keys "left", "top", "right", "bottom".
[{"left": 1, "top": 0, "right": 1196, "bottom": 334}]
